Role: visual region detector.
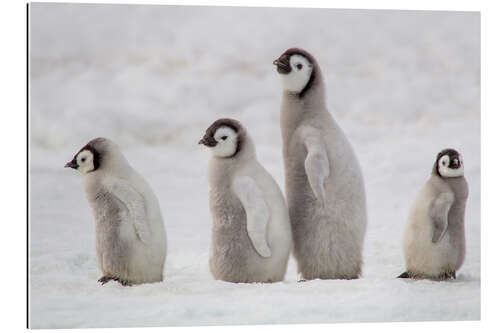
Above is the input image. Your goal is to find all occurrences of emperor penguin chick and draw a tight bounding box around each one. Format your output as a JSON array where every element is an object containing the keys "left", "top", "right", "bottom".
[
  {"left": 400, "top": 149, "right": 469, "bottom": 280},
  {"left": 199, "top": 118, "right": 293, "bottom": 283},
  {"left": 273, "top": 48, "right": 367, "bottom": 280},
  {"left": 65, "top": 138, "right": 167, "bottom": 286}
]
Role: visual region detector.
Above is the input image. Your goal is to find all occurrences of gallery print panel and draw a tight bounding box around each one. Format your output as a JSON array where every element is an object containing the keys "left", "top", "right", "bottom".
[{"left": 28, "top": 2, "right": 480, "bottom": 329}]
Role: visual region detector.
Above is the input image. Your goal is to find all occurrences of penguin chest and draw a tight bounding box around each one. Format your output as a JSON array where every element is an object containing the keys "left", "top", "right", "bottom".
[
  {"left": 209, "top": 188, "right": 255, "bottom": 274},
  {"left": 91, "top": 192, "right": 134, "bottom": 267},
  {"left": 283, "top": 133, "right": 314, "bottom": 202},
  {"left": 283, "top": 133, "right": 307, "bottom": 173}
]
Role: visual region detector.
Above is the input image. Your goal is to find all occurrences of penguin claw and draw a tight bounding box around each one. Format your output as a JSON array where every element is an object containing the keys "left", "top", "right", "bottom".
[
  {"left": 98, "top": 276, "right": 113, "bottom": 285},
  {"left": 98, "top": 276, "right": 133, "bottom": 286},
  {"left": 436, "top": 272, "right": 456, "bottom": 280},
  {"left": 117, "top": 278, "right": 133, "bottom": 287},
  {"left": 297, "top": 273, "right": 307, "bottom": 282}
]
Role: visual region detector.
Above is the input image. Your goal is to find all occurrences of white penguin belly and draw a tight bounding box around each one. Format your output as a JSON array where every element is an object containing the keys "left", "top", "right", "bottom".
[{"left": 252, "top": 175, "right": 293, "bottom": 281}]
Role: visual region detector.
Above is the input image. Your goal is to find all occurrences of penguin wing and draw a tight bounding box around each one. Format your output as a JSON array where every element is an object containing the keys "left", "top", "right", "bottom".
[
  {"left": 303, "top": 132, "right": 330, "bottom": 205},
  {"left": 429, "top": 191, "right": 455, "bottom": 243},
  {"left": 104, "top": 179, "right": 151, "bottom": 244},
  {"left": 232, "top": 176, "right": 272, "bottom": 258}
]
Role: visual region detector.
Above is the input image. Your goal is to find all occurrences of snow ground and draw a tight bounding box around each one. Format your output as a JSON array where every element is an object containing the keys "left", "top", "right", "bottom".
[{"left": 29, "top": 4, "right": 480, "bottom": 329}]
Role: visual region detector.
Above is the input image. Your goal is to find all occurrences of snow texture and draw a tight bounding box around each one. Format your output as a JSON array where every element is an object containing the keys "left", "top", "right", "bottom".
[{"left": 29, "top": 3, "right": 480, "bottom": 329}]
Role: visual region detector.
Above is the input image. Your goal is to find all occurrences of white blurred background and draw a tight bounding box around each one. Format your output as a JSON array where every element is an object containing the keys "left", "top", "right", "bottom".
[{"left": 29, "top": 3, "right": 480, "bottom": 328}]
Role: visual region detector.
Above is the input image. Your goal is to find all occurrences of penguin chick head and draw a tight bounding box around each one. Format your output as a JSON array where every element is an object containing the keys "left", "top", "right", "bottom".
[
  {"left": 435, "top": 148, "right": 464, "bottom": 178},
  {"left": 199, "top": 118, "right": 243, "bottom": 158},
  {"left": 273, "top": 48, "right": 315, "bottom": 96},
  {"left": 64, "top": 138, "right": 109, "bottom": 174}
]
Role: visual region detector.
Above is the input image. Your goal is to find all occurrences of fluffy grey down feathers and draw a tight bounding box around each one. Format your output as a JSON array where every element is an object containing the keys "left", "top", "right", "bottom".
[
  {"left": 403, "top": 164, "right": 468, "bottom": 279},
  {"left": 278, "top": 49, "right": 368, "bottom": 279},
  {"left": 205, "top": 120, "right": 293, "bottom": 283},
  {"left": 80, "top": 138, "right": 167, "bottom": 285}
]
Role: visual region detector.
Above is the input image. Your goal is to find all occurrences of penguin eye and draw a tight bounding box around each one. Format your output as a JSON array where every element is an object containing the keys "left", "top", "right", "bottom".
[
  {"left": 221, "top": 136, "right": 228, "bottom": 141},
  {"left": 296, "top": 63, "right": 303, "bottom": 70},
  {"left": 442, "top": 160, "right": 446, "bottom": 166},
  {"left": 81, "top": 157, "right": 87, "bottom": 163}
]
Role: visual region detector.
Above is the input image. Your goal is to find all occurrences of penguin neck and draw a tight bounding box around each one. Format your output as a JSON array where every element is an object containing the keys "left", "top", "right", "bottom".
[
  {"left": 431, "top": 162, "right": 468, "bottom": 199},
  {"left": 443, "top": 176, "right": 468, "bottom": 200},
  {"left": 92, "top": 150, "right": 133, "bottom": 179},
  {"left": 209, "top": 138, "right": 256, "bottom": 184},
  {"left": 280, "top": 75, "right": 327, "bottom": 137}
]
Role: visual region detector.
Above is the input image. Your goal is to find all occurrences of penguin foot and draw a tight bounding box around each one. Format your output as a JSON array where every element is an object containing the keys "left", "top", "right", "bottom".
[
  {"left": 98, "top": 276, "right": 114, "bottom": 285},
  {"left": 441, "top": 271, "right": 456, "bottom": 280},
  {"left": 117, "top": 278, "right": 133, "bottom": 287},
  {"left": 397, "top": 272, "right": 410, "bottom": 278},
  {"left": 98, "top": 276, "right": 133, "bottom": 286}
]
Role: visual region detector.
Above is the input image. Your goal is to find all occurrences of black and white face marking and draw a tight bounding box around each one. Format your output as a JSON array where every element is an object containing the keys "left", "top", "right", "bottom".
[
  {"left": 436, "top": 149, "right": 464, "bottom": 178},
  {"left": 200, "top": 126, "right": 238, "bottom": 158},
  {"left": 65, "top": 149, "right": 95, "bottom": 174},
  {"left": 65, "top": 141, "right": 102, "bottom": 174},
  {"left": 273, "top": 48, "right": 315, "bottom": 96},
  {"left": 199, "top": 119, "right": 243, "bottom": 158},
  {"left": 274, "top": 54, "right": 313, "bottom": 93},
  {"left": 212, "top": 126, "right": 238, "bottom": 157}
]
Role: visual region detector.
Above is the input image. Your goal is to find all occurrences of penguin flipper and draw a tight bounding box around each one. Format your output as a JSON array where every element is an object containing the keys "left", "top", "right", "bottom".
[
  {"left": 104, "top": 179, "right": 151, "bottom": 244},
  {"left": 232, "top": 176, "right": 272, "bottom": 258},
  {"left": 397, "top": 272, "right": 410, "bottom": 278},
  {"left": 302, "top": 130, "right": 330, "bottom": 205},
  {"left": 429, "top": 191, "right": 455, "bottom": 243}
]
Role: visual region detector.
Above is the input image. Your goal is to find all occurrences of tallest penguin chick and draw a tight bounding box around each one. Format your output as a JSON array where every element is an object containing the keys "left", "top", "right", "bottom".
[{"left": 273, "top": 48, "right": 367, "bottom": 280}]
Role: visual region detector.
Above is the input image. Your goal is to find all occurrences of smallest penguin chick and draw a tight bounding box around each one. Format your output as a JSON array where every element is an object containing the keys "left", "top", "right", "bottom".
[
  {"left": 399, "top": 148, "right": 468, "bottom": 280},
  {"left": 65, "top": 138, "right": 167, "bottom": 286}
]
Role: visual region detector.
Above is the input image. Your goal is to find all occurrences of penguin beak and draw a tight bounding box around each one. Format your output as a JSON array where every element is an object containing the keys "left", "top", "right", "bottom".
[
  {"left": 450, "top": 158, "right": 460, "bottom": 169},
  {"left": 65, "top": 159, "right": 78, "bottom": 169},
  {"left": 198, "top": 136, "right": 217, "bottom": 147},
  {"left": 273, "top": 57, "right": 291, "bottom": 74}
]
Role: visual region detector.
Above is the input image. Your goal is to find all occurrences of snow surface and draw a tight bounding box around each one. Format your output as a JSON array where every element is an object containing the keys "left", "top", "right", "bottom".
[{"left": 29, "top": 3, "right": 480, "bottom": 329}]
